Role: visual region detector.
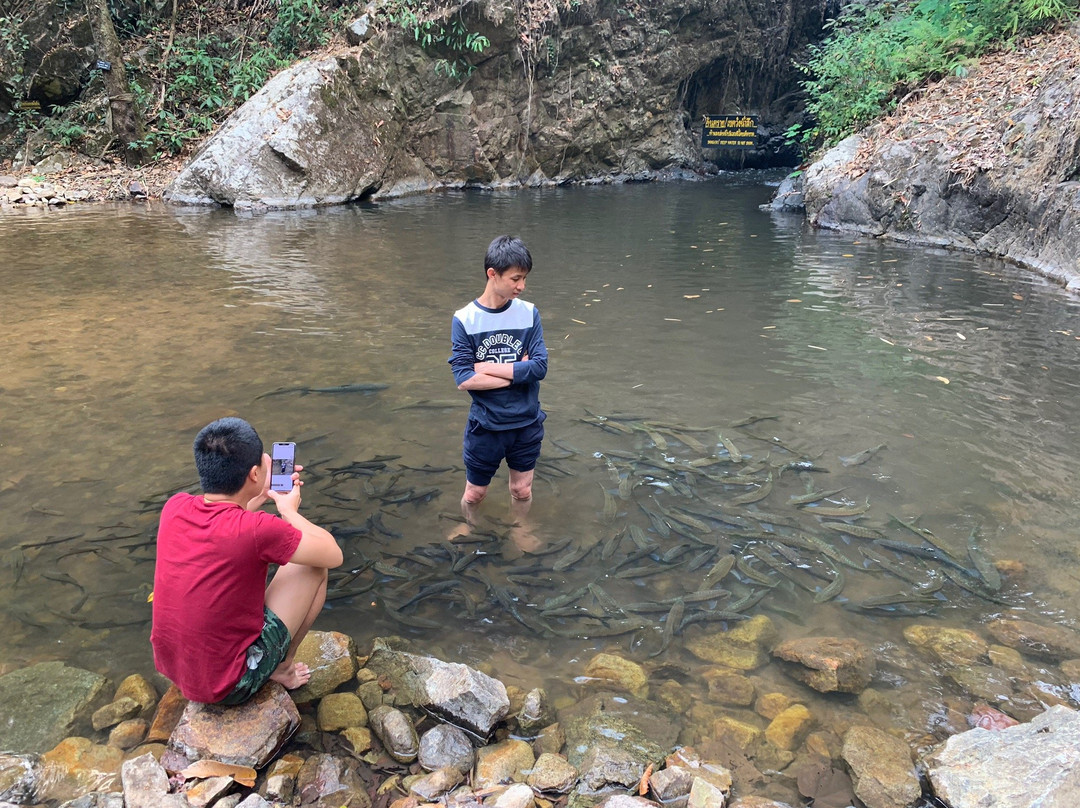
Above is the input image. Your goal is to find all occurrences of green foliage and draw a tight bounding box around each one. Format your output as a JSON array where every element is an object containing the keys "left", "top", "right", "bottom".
[
  {"left": 383, "top": 0, "right": 490, "bottom": 79},
  {"left": 792, "top": 0, "right": 1079, "bottom": 150},
  {"left": 270, "top": 0, "right": 332, "bottom": 54}
]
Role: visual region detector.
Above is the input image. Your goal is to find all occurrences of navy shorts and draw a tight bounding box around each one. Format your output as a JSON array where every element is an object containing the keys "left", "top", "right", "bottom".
[{"left": 463, "top": 417, "right": 545, "bottom": 487}]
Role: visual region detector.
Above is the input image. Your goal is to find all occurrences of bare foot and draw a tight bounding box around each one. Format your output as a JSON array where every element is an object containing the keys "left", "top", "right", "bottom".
[
  {"left": 270, "top": 661, "right": 311, "bottom": 690},
  {"left": 446, "top": 521, "right": 472, "bottom": 541},
  {"left": 510, "top": 525, "right": 543, "bottom": 553}
]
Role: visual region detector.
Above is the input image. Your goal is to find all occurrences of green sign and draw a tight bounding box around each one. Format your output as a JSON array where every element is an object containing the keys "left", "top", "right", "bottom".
[{"left": 701, "top": 115, "right": 758, "bottom": 149}]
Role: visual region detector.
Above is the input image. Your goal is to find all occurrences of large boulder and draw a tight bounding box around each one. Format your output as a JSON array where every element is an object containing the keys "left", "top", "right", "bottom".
[
  {"left": 364, "top": 639, "right": 509, "bottom": 738},
  {"left": 0, "top": 661, "right": 110, "bottom": 754},
  {"left": 925, "top": 705, "right": 1080, "bottom": 807},
  {"left": 165, "top": 55, "right": 397, "bottom": 209}
]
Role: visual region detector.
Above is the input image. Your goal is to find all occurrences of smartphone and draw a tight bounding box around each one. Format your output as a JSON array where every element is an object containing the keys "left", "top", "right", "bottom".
[{"left": 270, "top": 442, "right": 296, "bottom": 492}]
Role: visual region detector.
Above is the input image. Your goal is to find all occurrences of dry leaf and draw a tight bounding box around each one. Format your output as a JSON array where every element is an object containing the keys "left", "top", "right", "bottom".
[
  {"left": 638, "top": 763, "right": 654, "bottom": 796},
  {"left": 1012, "top": 293, "right": 1023, "bottom": 300},
  {"left": 684, "top": 295, "right": 701, "bottom": 299},
  {"left": 179, "top": 760, "right": 256, "bottom": 787},
  {"left": 935, "top": 376, "right": 950, "bottom": 384},
  {"left": 956, "top": 333, "right": 966, "bottom": 340},
  {"left": 786, "top": 298, "right": 802, "bottom": 303}
]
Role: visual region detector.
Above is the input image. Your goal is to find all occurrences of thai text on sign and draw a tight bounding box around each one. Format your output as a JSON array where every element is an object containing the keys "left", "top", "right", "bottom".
[{"left": 701, "top": 115, "right": 758, "bottom": 149}]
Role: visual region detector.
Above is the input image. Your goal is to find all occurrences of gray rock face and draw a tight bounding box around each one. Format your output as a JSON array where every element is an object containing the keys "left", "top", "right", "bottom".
[
  {"left": 365, "top": 642, "right": 509, "bottom": 738},
  {"left": 162, "top": 1, "right": 829, "bottom": 208},
  {"left": 419, "top": 724, "right": 475, "bottom": 774},
  {"left": 926, "top": 705, "right": 1080, "bottom": 808},
  {"left": 165, "top": 56, "right": 396, "bottom": 209},
  {"left": 368, "top": 705, "right": 420, "bottom": 764},
  {"left": 0, "top": 661, "right": 110, "bottom": 754},
  {"left": 120, "top": 753, "right": 188, "bottom": 808},
  {"left": 800, "top": 34, "right": 1080, "bottom": 290},
  {"left": 296, "top": 753, "right": 371, "bottom": 808}
]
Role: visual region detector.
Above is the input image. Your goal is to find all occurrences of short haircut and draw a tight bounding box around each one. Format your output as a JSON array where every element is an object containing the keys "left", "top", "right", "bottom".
[
  {"left": 193, "top": 417, "right": 263, "bottom": 495},
  {"left": 485, "top": 235, "right": 532, "bottom": 276}
]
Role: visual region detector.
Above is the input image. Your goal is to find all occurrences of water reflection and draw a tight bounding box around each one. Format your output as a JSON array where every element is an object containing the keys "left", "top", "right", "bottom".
[{"left": 2, "top": 176, "right": 1080, "bottom": 800}]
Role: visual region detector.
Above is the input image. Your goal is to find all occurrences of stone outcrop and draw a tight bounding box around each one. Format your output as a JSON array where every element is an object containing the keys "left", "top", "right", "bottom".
[
  {"left": 0, "top": 661, "right": 110, "bottom": 754},
  {"left": 160, "top": 0, "right": 831, "bottom": 208},
  {"left": 925, "top": 705, "right": 1080, "bottom": 807},
  {"left": 798, "top": 28, "right": 1080, "bottom": 290}
]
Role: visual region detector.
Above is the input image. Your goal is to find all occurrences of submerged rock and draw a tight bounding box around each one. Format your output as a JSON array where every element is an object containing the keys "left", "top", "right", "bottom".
[
  {"left": 985, "top": 618, "right": 1080, "bottom": 662},
  {"left": 0, "top": 661, "right": 110, "bottom": 754},
  {"left": 295, "top": 753, "right": 371, "bottom": 808},
  {"left": 772, "top": 637, "right": 876, "bottom": 694},
  {"left": 368, "top": 705, "right": 419, "bottom": 764},
  {"left": 841, "top": 726, "right": 920, "bottom": 808},
  {"left": 925, "top": 705, "right": 1080, "bottom": 807},
  {"left": 684, "top": 615, "right": 778, "bottom": 670}
]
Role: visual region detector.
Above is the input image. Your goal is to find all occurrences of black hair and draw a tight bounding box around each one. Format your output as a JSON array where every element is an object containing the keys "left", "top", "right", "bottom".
[
  {"left": 193, "top": 417, "right": 263, "bottom": 495},
  {"left": 485, "top": 235, "right": 532, "bottom": 276}
]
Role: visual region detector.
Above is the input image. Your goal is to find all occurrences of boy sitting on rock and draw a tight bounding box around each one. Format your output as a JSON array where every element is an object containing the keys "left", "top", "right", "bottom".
[{"left": 151, "top": 417, "right": 343, "bottom": 704}]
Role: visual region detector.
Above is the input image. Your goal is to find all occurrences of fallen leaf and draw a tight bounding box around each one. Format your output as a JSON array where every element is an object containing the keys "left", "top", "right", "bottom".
[
  {"left": 956, "top": 333, "right": 966, "bottom": 340},
  {"left": 786, "top": 298, "right": 802, "bottom": 303},
  {"left": 639, "top": 763, "right": 654, "bottom": 795},
  {"left": 935, "top": 376, "right": 950, "bottom": 384},
  {"left": 179, "top": 760, "right": 256, "bottom": 787},
  {"left": 684, "top": 295, "right": 700, "bottom": 299},
  {"left": 1012, "top": 293, "right": 1023, "bottom": 300}
]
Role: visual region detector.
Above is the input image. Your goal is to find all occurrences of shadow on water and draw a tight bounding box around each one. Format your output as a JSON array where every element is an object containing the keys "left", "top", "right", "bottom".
[{"left": 3, "top": 174, "right": 1080, "bottom": 796}]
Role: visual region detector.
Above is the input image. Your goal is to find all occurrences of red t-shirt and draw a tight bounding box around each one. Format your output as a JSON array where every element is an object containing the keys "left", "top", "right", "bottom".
[{"left": 150, "top": 493, "right": 302, "bottom": 703}]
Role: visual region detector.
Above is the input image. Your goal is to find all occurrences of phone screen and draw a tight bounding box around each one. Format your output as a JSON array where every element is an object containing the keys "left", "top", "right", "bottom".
[{"left": 270, "top": 442, "right": 296, "bottom": 492}]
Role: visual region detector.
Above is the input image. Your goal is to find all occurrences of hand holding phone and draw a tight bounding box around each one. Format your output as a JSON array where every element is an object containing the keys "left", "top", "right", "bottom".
[{"left": 270, "top": 442, "right": 296, "bottom": 492}]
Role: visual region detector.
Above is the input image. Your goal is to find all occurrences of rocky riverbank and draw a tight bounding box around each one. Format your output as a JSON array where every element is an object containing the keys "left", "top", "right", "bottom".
[
  {"left": 4, "top": 620, "right": 1080, "bottom": 808},
  {"left": 0, "top": 153, "right": 181, "bottom": 209},
  {"left": 779, "top": 26, "right": 1080, "bottom": 292}
]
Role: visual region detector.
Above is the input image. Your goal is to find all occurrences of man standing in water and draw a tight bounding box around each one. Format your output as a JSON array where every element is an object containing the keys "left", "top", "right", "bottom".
[
  {"left": 449, "top": 235, "right": 548, "bottom": 546},
  {"left": 151, "top": 417, "right": 343, "bottom": 704}
]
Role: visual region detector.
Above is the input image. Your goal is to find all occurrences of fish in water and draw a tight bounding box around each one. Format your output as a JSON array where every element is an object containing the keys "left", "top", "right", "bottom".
[
  {"left": 255, "top": 382, "right": 390, "bottom": 400},
  {"left": 839, "top": 444, "right": 887, "bottom": 466}
]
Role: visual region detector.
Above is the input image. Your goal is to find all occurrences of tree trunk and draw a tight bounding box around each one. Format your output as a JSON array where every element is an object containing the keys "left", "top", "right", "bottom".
[{"left": 85, "top": 0, "right": 147, "bottom": 164}]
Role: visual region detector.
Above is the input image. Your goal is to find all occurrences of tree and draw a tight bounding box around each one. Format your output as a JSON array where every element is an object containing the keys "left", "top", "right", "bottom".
[{"left": 85, "top": 0, "right": 147, "bottom": 163}]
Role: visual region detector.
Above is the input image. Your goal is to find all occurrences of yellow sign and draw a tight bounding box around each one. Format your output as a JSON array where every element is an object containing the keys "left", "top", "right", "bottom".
[{"left": 701, "top": 115, "right": 758, "bottom": 150}]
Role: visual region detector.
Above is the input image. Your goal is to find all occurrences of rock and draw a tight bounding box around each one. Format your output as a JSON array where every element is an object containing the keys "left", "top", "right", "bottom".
[
  {"left": 345, "top": 15, "right": 373, "bottom": 45},
  {"left": 146, "top": 685, "right": 187, "bottom": 743},
  {"left": 649, "top": 765, "right": 693, "bottom": 805},
  {"left": 754, "top": 692, "right": 794, "bottom": 721},
  {"left": 0, "top": 752, "right": 39, "bottom": 804},
  {"left": 365, "top": 640, "right": 509, "bottom": 738},
  {"left": 165, "top": 56, "right": 396, "bottom": 208},
  {"left": 295, "top": 753, "right": 371, "bottom": 808},
  {"left": 493, "top": 781, "right": 536, "bottom": 808},
  {"left": 562, "top": 693, "right": 679, "bottom": 777},
  {"left": 289, "top": 631, "right": 358, "bottom": 703},
  {"left": 764, "top": 704, "right": 814, "bottom": 751},
  {"left": 262, "top": 753, "right": 303, "bottom": 803},
  {"left": 841, "top": 726, "right": 920, "bottom": 808},
  {"left": 532, "top": 722, "right": 565, "bottom": 757},
  {"left": 368, "top": 705, "right": 419, "bottom": 763},
  {"left": 711, "top": 716, "right": 763, "bottom": 753},
  {"left": 409, "top": 766, "right": 463, "bottom": 800},
  {"left": 926, "top": 705, "right": 1080, "bottom": 807},
  {"left": 34, "top": 153, "right": 70, "bottom": 175},
  {"left": 986, "top": 618, "right": 1080, "bottom": 662},
  {"left": 903, "top": 625, "right": 988, "bottom": 664},
  {"left": 0, "top": 175, "right": 17, "bottom": 187},
  {"left": 703, "top": 668, "right": 755, "bottom": 705},
  {"left": 728, "top": 799, "right": 796, "bottom": 808},
  {"left": 592, "top": 794, "right": 661, "bottom": 808},
  {"left": 766, "top": 172, "right": 805, "bottom": 211},
  {"left": 944, "top": 663, "right": 1014, "bottom": 703},
  {"left": 0, "top": 661, "right": 110, "bottom": 753},
  {"left": 107, "top": 719, "right": 148, "bottom": 750},
  {"left": 185, "top": 774, "right": 235, "bottom": 807},
  {"left": 685, "top": 615, "right": 778, "bottom": 670},
  {"left": 129, "top": 181, "right": 148, "bottom": 198},
  {"left": 237, "top": 795, "right": 272, "bottom": 808},
  {"left": 36, "top": 737, "right": 123, "bottom": 804},
  {"left": 474, "top": 739, "right": 535, "bottom": 788},
  {"left": 342, "top": 726, "right": 373, "bottom": 754},
  {"left": 120, "top": 752, "right": 188, "bottom": 808},
  {"left": 773, "top": 636, "right": 876, "bottom": 694},
  {"left": 516, "top": 688, "right": 553, "bottom": 737},
  {"left": 583, "top": 653, "right": 649, "bottom": 699},
  {"left": 56, "top": 792, "right": 126, "bottom": 808},
  {"left": 573, "top": 744, "right": 648, "bottom": 799},
  {"left": 655, "top": 680, "right": 693, "bottom": 715},
  {"left": 114, "top": 675, "right": 158, "bottom": 719},
  {"left": 163, "top": 682, "right": 299, "bottom": 770},
  {"left": 92, "top": 698, "right": 142, "bottom": 731},
  {"left": 317, "top": 692, "right": 368, "bottom": 731},
  {"left": 527, "top": 753, "right": 578, "bottom": 793},
  {"left": 357, "top": 680, "right": 385, "bottom": 711},
  {"left": 418, "top": 724, "right": 475, "bottom": 774},
  {"left": 664, "top": 748, "right": 732, "bottom": 794},
  {"left": 687, "top": 777, "right": 726, "bottom": 808}
]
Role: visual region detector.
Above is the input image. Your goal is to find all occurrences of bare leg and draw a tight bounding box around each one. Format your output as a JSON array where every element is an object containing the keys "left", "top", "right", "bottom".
[
  {"left": 264, "top": 563, "right": 329, "bottom": 689},
  {"left": 450, "top": 481, "right": 488, "bottom": 540},
  {"left": 508, "top": 469, "right": 540, "bottom": 552}
]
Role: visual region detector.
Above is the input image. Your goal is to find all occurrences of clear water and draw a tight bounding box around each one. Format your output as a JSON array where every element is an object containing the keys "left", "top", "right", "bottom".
[{"left": 3, "top": 175, "right": 1080, "bottom": 797}]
